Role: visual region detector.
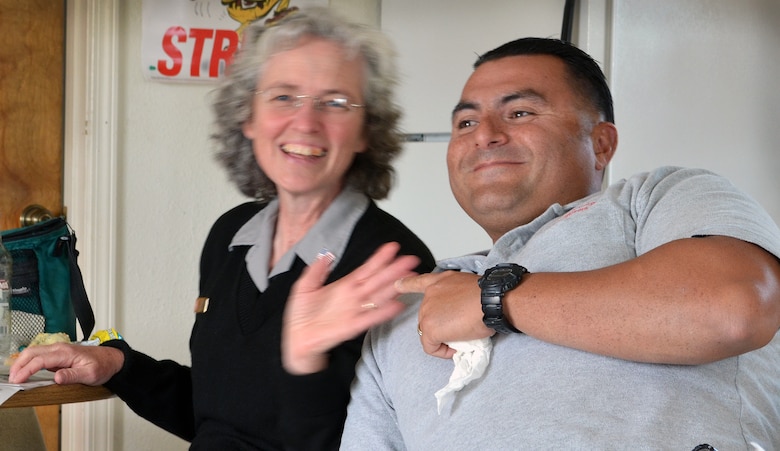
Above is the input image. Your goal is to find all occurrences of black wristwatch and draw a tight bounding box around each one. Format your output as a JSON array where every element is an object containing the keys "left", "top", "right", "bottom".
[{"left": 478, "top": 263, "right": 528, "bottom": 334}]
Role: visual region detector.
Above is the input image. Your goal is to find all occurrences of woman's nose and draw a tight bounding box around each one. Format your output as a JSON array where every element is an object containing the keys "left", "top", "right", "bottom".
[{"left": 289, "top": 100, "right": 322, "bottom": 130}]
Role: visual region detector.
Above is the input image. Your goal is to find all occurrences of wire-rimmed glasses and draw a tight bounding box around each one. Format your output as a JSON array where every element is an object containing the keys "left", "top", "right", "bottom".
[{"left": 255, "top": 87, "right": 365, "bottom": 116}]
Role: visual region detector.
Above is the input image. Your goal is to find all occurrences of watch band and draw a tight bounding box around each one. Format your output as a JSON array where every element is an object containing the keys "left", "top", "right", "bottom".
[{"left": 479, "top": 263, "right": 528, "bottom": 334}]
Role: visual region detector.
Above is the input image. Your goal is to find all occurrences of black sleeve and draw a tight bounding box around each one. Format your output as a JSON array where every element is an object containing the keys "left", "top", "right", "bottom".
[
  {"left": 276, "top": 335, "right": 365, "bottom": 450},
  {"left": 101, "top": 202, "right": 266, "bottom": 442},
  {"left": 101, "top": 339, "right": 196, "bottom": 441}
]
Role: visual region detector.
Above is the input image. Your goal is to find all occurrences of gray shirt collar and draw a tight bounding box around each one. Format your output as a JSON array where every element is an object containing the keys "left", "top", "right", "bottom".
[
  {"left": 230, "top": 188, "right": 370, "bottom": 292},
  {"left": 436, "top": 201, "right": 577, "bottom": 275}
]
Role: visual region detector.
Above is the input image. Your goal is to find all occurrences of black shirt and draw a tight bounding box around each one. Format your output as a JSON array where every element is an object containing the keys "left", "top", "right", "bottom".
[{"left": 104, "top": 200, "right": 435, "bottom": 450}]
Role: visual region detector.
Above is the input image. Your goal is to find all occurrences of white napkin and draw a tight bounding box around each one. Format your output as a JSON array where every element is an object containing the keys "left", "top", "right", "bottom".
[{"left": 434, "top": 337, "right": 492, "bottom": 414}]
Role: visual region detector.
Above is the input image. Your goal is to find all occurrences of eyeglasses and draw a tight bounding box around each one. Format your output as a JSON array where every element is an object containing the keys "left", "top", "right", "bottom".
[{"left": 255, "top": 87, "right": 365, "bottom": 115}]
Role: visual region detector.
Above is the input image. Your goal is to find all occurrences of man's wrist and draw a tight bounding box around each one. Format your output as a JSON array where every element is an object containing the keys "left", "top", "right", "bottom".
[{"left": 478, "top": 263, "right": 528, "bottom": 334}]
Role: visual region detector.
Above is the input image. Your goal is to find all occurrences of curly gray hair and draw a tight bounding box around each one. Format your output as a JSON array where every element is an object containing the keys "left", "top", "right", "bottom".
[{"left": 210, "top": 7, "right": 402, "bottom": 201}]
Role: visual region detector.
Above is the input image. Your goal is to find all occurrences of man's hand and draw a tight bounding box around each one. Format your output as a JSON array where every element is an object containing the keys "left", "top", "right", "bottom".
[
  {"left": 8, "top": 343, "right": 124, "bottom": 386},
  {"left": 282, "top": 242, "right": 419, "bottom": 375},
  {"left": 396, "top": 271, "right": 493, "bottom": 359}
]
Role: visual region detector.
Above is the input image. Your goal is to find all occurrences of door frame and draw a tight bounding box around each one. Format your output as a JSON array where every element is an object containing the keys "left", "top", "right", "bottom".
[{"left": 62, "top": 1, "right": 118, "bottom": 450}]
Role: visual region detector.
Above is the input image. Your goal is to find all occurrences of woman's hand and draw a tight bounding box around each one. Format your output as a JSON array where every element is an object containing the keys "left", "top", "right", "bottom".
[
  {"left": 8, "top": 343, "right": 124, "bottom": 386},
  {"left": 282, "top": 242, "right": 420, "bottom": 375}
]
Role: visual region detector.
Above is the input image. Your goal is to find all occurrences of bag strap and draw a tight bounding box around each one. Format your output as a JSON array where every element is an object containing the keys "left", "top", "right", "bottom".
[{"left": 60, "top": 231, "right": 95, "bottom": 339}]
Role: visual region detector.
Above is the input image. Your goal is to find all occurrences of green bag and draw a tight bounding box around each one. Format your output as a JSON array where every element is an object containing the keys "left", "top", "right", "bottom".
[{"left": 0, "top": 218, "right": 94, "bottom": 345}]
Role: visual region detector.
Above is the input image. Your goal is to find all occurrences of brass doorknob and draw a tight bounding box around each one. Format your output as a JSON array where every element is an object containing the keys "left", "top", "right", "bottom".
[{"left": 20, "top": 204, "right": 55, "bottom": 227}]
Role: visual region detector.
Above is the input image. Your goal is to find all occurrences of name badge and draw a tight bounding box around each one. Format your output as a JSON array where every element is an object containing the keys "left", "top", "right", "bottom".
[{"left": 194, "top": 297, "right": 210, "bottom": 313}]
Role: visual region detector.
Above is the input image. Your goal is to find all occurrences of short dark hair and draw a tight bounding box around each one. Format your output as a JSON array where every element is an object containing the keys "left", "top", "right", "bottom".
[{"left": 475, "top": 37, "right": 614, "bottom": 124}]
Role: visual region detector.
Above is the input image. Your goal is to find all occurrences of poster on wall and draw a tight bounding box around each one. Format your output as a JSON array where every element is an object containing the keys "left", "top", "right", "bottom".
[{"left": 142, "top": 0, "right": 327, "bottom": 83}]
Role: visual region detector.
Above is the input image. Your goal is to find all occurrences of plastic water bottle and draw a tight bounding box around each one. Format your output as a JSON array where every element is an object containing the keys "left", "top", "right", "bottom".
[{"left": 0, "top": 231, "right": 12, "bottom": 362}]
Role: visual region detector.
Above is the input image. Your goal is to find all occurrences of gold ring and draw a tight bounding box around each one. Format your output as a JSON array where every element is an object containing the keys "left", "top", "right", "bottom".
[
  {"left": 361, "top": 302, "right": 378, "bottom": 310},
  {"left": 417, "top": 326, "right": 422, "bottom": 337}
]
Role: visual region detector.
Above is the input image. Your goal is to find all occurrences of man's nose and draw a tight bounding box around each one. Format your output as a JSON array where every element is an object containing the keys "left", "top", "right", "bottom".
[{"left": 474, "top": 116, "right": 509, "bottom": 149}]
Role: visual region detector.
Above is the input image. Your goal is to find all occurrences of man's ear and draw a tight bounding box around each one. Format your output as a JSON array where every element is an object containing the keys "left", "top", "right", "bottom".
[{"left": 592, "top": 121, "right": 618, "bottom": 171}]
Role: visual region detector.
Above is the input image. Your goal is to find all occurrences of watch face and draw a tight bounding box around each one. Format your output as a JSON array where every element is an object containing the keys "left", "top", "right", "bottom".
[
  {"left": 480, "top": 265, "right": 523, "bottom": 292},
  {"left": 479, "top": 267, "right": 522, "bottom": 293},
  {"left": 489, "top": 267, "right": 513, "bottom": 278}
]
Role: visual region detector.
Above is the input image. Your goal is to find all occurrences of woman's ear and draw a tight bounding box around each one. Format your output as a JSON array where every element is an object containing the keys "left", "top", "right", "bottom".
[
  {"left": 592, "top": 121, "right": 618, "bottom": 171},
  {"left": 354, "top": 129, "right": 368, "bottom": 154},
  {"left": 242, "top": 118, "right": 255, "bottom": 140}
]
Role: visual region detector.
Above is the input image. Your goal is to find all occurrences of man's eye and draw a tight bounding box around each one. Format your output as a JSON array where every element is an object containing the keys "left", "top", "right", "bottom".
[
  {"left": 510, "top": 110, "right": 532, "bottom": 119},
  {"left": 456, "top": 119, "right": 477, "bottom": 129}
]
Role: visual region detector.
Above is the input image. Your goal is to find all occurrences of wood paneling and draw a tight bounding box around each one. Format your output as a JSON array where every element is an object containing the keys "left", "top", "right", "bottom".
[
  {"left": 1, "top": 1, "right": 66, "bottom": 450},
  {"left": 0, "top": 0, "right": 65, "bottom": 231}
]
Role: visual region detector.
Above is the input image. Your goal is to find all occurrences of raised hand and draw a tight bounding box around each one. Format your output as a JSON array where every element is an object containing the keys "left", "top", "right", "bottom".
[{"left": 282, "top": 242, "right": 420, "bottom": 374}]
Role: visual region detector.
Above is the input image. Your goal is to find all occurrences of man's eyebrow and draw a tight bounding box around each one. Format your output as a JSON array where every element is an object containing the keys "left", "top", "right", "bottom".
[
  {"left": 501, "top": 89, "right": 547, "bottom": 106},
  {"left": 451, "top": 89, "right": 548, "bottom": 120},
  {"left": 451, "top": 101, "right": 477, "bottom": 120}
]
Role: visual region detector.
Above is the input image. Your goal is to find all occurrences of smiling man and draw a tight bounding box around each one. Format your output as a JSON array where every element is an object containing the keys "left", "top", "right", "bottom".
[{"left": 340, "top": 37, "right": 780, "bottom": 450}]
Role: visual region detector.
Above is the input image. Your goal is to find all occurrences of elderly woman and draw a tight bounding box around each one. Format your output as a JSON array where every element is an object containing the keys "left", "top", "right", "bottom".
[{"left": 9, "top": 8, "right": 434, "bottom": 450}]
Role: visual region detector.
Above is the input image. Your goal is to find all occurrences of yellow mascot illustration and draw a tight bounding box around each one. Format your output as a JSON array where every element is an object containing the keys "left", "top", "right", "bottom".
[{"left": 221, "top": 1, "right": 299, "bottom": 39}]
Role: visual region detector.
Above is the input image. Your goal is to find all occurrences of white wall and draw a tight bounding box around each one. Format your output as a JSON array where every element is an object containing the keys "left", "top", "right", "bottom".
[
  {"left": 110, "top": 2, "right": 245, "bottom": 449},
  {"left": 377, "top": 0, "right": 567, "bottom": 259},
  {"left": 607, "top": 0, "right": 780, "bottom": 223},
  {"left": 70, "top": 0, "right": 780, "bottom": 449},
  {"left": 380, "top": 0, "right": 780, "bottom": 259}
]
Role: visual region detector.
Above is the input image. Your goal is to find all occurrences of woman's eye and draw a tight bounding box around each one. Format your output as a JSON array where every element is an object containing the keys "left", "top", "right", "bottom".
[
  {"left": 274, "top": 94, "right": 292, "bottom": 102},
  {"left": 323, "top": 98, "right": 350, "bottom": 111}
]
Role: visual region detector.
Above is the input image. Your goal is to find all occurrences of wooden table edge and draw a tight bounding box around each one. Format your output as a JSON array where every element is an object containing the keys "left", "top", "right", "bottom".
[{"left": 1, "top": 383, "right": 115, "bottom": 408}]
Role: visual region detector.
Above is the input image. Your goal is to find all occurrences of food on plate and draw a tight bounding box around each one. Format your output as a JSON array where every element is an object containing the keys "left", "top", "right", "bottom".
[
  {"left": 28, "top": 332, "right": 71, "bottom": 347},
  {"left": 3, "top": 332, "right": 72, "bottom": 366}
]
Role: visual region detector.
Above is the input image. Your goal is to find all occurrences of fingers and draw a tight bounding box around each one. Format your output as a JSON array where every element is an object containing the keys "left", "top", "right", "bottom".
[
  {"left": 395, "top": 272, "right": 447, "bottom": 294},
  {"left": 327, "top": 243, "right": 416, "bottom": 330},
  {"left": 52, "top": 346, "right": 123, "bottom": 386},
  {"left": 8, "top": 343, "right": 123, "bottom": 385},
  {"left": 53, "top": 367, "right": 84, "bottom": 385},
  {"left": 415, "top": 326, "right": 456, "bottom": 359},
  {"left": 348, "top": 242, "right": 404, "bottom": 280},
  {"left": 296, "top": 243, "right": 417, "bottom": 299},
  {"left": 294, "top": 250, "right": 335, "bottom": 294},
  {"left": 417, "top": 323, "right": 457, "bottom": 359},
  {"left": 8, "top": 343, "right": 72, "bottom": 383},
  {"left": 425, "top": 342, "right": 456, "bottom": 360},
  {"left": 349, "top": 299, "right": 406, "bottom": 333},
  {"left": 342, "top": 243, "right": 420, "bottom": 304},
  {"left": 283, "top": 242, "right": 421, "bottom": 375},
  {"left": 357, "top": 255, "right": 420, "bottom": 302},
  {"left": 409, "top": 271, "right": 490, "bottom": 359},
  {"left": 282, "top": 244, "right": 417, "bottom": 374}
]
